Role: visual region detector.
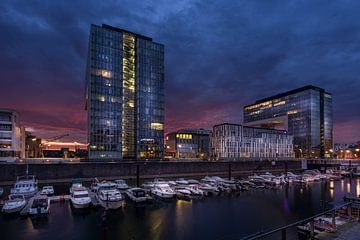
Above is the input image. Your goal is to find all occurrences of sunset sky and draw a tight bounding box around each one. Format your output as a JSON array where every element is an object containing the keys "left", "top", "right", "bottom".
[{"left": 0, "top": 1, "right": 359, "bottom": 144}]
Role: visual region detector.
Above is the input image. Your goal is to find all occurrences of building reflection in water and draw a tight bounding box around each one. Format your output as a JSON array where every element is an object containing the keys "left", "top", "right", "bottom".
[{"left": 341, "top": 179, "right": 344, "bottom": 192}]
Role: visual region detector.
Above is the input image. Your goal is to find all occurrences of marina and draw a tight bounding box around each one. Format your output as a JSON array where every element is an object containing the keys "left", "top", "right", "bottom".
[{"left": 1, "top": 170, "right": 360, "bottom": 239}]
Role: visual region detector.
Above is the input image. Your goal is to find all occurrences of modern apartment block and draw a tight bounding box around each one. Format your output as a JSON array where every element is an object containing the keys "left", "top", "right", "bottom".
[
  {"left": 244, "top": 85, "right": 333, "bottom": 158},
  {"left": 165, "top": 129, "right": 211, "bottom": 160},
  {"left": 0, "top": 109, "right": 25, "bottom": 162},
  {"left": 210, "top": 123, "right": 293, "bottom": 160},
  {"left": 85, "top": 24, "right": 164, "bottom": 160}
]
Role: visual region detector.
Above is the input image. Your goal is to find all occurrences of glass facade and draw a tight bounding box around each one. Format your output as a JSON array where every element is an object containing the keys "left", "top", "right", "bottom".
[
  {"left": 243, "top": 85, "right": 333, "bottom": 158},
  {"left": 85, "top": 24, "right": 164, "bottom": 160}
]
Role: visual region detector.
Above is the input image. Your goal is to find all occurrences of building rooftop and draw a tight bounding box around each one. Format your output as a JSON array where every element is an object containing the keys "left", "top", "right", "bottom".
[
  {"left": 212, "top": 123, "right": 288, "bottom": 134},
  {"left": 99, "top": 24, "right": 153, "bottom": 41},
  {"left": 244, "top": 85, "right": 331, "bottom": 108}
]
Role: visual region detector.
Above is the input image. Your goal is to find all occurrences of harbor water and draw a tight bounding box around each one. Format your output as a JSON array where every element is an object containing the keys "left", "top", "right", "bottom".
[{"left": 1, "top": 178, "right": 359, "bottom": 240}]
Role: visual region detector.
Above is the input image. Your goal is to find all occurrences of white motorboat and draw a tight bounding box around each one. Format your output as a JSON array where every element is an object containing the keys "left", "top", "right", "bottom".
[
  {"left": 114, "top": 179, "right": 130, "bottom": 191},
  {"left": 141, "top": 181, "right": 155, "bottom": 190},
  {"left": 70, "top": 186, "right": 92, "bottom": 209},
  {"left": 186, "top": 185, "right": 204, "bottom": 197},
  {"left": 97, "top": 181, "right": 125, "bottom": 209},
  {"left": 70, "top": 179, "right": 84, "bottom": 194},
  {"left": 28, "top": 195, "right": 50, "bottom": 215},
  {"left": 188, "top": 179, "right": 200, "bottom": 185},
  {"left": 125, "top": 188, "right": 152, "bottom": 203},
  {"left": 40, "top": 186, "right": 54, "bottom": 195},
  {"left": 150, "top": 183, "right": 175, "bottom": 199},
  {"left": 10, "top": 175, "right": 38, "bottom": 198},
  {"left": 174, "top": 186, "right": 192, "bottom": 200},
  {"left": 176, "top": 178, "right": 189, "bottom": 185},
  {"left": 1, "top": 194, "right": 26, "bottom": 214},
  {"left": 167, "top": 181, "right": 177, "bottom": 187},
  {"left": 198, "top": 183, "right": 220, "bottom": 196}
]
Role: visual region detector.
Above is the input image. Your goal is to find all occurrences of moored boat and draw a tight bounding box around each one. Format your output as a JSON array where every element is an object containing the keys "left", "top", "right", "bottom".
[
  {"left": 28, "top": 195, "right": 50, "bottom": 215},
  {"left": 125, "top": 188, "right": 152, "bottom": 203},
  {"left": 150, "top": 183, "right": 175, "bottom": 199},
  {"left": 40, "top": 186, "right": 54, "bottom": 196},
  {"left": 70, "top": 186, "right": 92, "bottom": 209},
  {"left": 70, "top": 179, "right": 84, "bottom": 194},
  {"left": 10, "top": 175, "right": 38, "bottom": 198},
  {"left": 97, "top": 181, "right": 125, "bottom": 210},
  {"left": 114, "top": 179, "right": 130, "bottom": 191},
  {"left": 1, "top": 194, "right": 26, "bottom": 214}
]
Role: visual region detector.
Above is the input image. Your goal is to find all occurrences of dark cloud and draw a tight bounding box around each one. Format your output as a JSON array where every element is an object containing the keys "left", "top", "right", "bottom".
[{"left": 0, "top": 0, "right": 359, "bottom": 143}]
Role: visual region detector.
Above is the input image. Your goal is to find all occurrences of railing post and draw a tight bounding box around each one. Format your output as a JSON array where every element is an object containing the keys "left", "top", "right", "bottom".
[
  {"left": 348, "top": 205, "right": 352, "bottom": 219},
  {"left": 136, "top": 164, "right": 140, "bottom": 187},
  {"left": 310, "top": 219, "right": 315, "bottom": 239},
  {"left": 281, "top": 228, "right": 286, "bottom": 240},
  {"left": 228, "top": 163, "right": 231, "bottom": 180}
]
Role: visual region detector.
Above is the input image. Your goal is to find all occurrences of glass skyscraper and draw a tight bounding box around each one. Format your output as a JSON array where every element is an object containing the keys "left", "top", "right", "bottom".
[
  {"left": 243, "top": 85, "right": 333, "bottom": 158},
  {"left": 85, "top": 24, "right": 164, "bottom": 160}
]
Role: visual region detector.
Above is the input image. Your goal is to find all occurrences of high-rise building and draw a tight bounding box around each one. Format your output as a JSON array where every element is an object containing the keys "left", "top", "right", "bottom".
[
  {"left": 0, "top": 109, "right": 25, "bottom": 162},
  {"left": 210, "top": 123, "right": 293, "bottom": 160},
  {"left": 165, "top": 129, "right": 211, "bottom": 160},
  {"left": 85, "top": 24, "right": 164, "bottom": 160},
  {"left": 243, "top": 85, "right": 333, "bottom": 158}
]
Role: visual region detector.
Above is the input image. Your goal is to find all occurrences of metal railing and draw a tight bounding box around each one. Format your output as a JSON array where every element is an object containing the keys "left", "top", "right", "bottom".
[{"left": 240, "top": 202, "right": 352, "bottom": 240}]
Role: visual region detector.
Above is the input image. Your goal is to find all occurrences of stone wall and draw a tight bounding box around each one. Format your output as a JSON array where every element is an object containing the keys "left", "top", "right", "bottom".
[{"left": 0, "top": 160, "right": 302, "bottom": 184}]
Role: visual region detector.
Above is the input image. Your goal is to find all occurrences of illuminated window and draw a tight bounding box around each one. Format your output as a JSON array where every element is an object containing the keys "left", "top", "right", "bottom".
[
  {"left": 99, "top": 96, "right": 105, "bottom": 102},
  {"left": 150, "top": 123, "right": 163, "bottom": 130},
  {"left": 101, "top": 70, "right": 112, "bottom": 78}
]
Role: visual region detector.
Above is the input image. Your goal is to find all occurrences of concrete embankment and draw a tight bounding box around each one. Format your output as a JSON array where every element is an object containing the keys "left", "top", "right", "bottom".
[{"left": 0, "top": 159, "right": 302, "bottom": 185}]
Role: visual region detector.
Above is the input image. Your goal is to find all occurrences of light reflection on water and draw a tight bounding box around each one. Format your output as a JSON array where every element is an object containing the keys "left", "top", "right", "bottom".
[{"left": 0, "top": 179, "right": 358, "bottom": 240}]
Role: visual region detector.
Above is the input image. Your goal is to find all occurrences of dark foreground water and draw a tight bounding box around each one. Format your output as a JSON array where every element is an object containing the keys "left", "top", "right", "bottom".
[{"left": 1, "top": 178, "right": 359, "bottom": 240}]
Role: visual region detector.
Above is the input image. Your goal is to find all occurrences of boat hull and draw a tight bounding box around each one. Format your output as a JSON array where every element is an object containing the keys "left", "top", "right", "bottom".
[
  {"left": 2, "top": 203, "right": 26, "bottom": 214},
  {"left": 98, "top": 198, "right": 125, "bottom": 210},
  {"left": 71, "top": 201, "right": 91, "bottom": 209}
]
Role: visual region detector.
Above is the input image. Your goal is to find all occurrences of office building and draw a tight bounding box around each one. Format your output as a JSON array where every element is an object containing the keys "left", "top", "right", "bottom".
[
  {"left": 244, "top": 85, "right": 333, "bottom": 158},
  {"left": 85, "top": 24, "right": 164, "bottom": 160},
  {"left": 0, "top": 109, "right": 25, "bottom": 162},
  {"left": 210, "top": 123, "right": 293, "bottom": 160},
  {"left": 165, "top": 129, "right": 211, "bottom": 159}
]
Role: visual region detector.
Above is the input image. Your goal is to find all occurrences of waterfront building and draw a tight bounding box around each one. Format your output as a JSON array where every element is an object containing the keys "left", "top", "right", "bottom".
[
  {"left": 210, "top": 123, "right": 293, "bottom": 160},
  {"left": 334, "top": 142, "right": 360, "bottom": 159},
  {"left": 165, "top": 129, "right": 211, "bottom": 160},
  {"left": 85, "top": 24, "right": 165, "bottom": 160},
  {"left": 243, "top": 85, "right": 333, "bottom": 158},
  {"left": 25, "top": 132, "right": 42, "bottom": 158},
  {"left": 0, "top": 109, "right": 25, "bottom": 162}
]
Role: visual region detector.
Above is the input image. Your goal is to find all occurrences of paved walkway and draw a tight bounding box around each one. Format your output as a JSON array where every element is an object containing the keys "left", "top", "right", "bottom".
[{"left": 318, "top": 222, "right": 360, "bottom": 240}]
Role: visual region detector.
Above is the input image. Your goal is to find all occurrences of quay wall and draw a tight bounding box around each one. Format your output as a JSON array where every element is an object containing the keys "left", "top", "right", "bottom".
[{"left": 0, "top": 160, "right": 302, "bottom": 185}]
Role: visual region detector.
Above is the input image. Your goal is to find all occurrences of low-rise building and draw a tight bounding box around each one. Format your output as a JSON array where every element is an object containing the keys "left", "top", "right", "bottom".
[
  {"left": 165, "top": 129, "right": 211, "bottom": 160},
  {"left": 25, "top": 133, "right": 42, "bottom": 158},
  {"left": 210, "top": 123, "right": 294, "bottom": 160},
  {"left": 0, "top": 109, "right": 25, "bottom": 162}
]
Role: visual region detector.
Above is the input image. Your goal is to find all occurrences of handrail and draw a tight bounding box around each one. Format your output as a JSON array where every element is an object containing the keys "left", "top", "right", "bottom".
[{"left": 241, "top": 202, "right": 352, "bottom": 240}]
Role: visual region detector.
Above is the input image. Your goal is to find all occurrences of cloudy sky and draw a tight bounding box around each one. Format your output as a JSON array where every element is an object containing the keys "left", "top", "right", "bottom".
[{"left": 0, "top": 0, "right": 359, "bottom": 143}]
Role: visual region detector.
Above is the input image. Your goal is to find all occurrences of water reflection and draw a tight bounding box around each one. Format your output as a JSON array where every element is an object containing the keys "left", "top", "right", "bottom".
[{"left": 0, "top": 180, "right": 359, "bottom": 240}]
